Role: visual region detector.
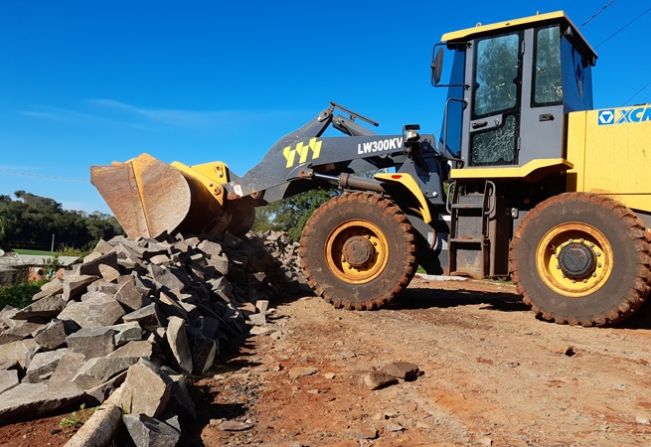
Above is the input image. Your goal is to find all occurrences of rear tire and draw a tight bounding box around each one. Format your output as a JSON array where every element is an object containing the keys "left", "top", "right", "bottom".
[
  {"left": 510, "top": 193, "right": 651, "bottom": 326},
  {"left": 300, "top": 192, "right": 417, "bottom": 310}
]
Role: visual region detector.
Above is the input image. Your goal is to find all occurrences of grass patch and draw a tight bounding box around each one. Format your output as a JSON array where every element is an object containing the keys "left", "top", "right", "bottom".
[
  {"left": 12, "top": 248, "right": 55, "bottom": 256},
  {"left": 0, "top": 280, "right": 47, "bottom": 309}
]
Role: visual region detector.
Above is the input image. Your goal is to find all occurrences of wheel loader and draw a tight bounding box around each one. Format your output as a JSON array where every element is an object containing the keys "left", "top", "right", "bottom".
[{"left": 92, "top": 11, "right": 651, "bottom": 327}]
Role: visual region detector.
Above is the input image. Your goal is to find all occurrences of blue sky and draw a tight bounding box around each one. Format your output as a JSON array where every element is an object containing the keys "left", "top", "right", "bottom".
[{"left": 1, "top": 1, "right": 649, "bottom": 213}]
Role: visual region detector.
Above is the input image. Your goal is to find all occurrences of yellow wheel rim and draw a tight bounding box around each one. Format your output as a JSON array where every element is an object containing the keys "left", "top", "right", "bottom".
[
  {"left": 325, "top": 220, "right": 389, "bottom": 284},
  {"left": 535, "top": 222, "right": 613, "bottom": 298}
]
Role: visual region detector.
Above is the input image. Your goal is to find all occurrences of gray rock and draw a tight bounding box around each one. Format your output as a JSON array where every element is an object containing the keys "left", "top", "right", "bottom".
[
  {"left": 79, "top": 251, "right": 118, "bottom": 277},
  {"left": 197, "top": 240, "right": 222, "bottom": 258},
  {"left": 58, "top": 294, "right": 125, "bottom": 328},
  {"left": 114, "top": 280, "right": 148, "bottom": 311},
  {"left": 191, "top": 335, "right": 218, "bottom": 374},
  {"left": 122, "top": 304, "right": 165, "bottom": 331},
  {"left": 218, "top": 420, "right": 254, "bottom": 431},
  {"left": 159, "top": 292, "right": 188, "bottom": 319},
  {"left": 48, "top": 351, "right": 87, "bottom": 387},
  {"left": 62, "top": 275, "right": 98, "bottom": 301},
  {"left": 92, "top": 239, "right": 114, "bottom": 255},
  {"left": 248, "top": 313, "right": 267, "bottom": 326},
  {"left": 72, "top": 340, "right": 153, "bottom": 389},
  {"left": 117, "top": 359, "right": 172, "bottom": 417},
  {"left": 166, "top": 317, "right": 193, "bottom": 374},
  {"left": 380, "top": 361, "right": 420, "bottom": 381},
  {"left": 123, "top": 413, "right": 180, "bottom": 447},
  {"left": 255, "top": 300, "right": 269, "bottom": 314},
  {"left": 99, "top": 264, "right": 120, "bottom": 282},
  {"left": 111, "top": 322, "right": 143, "bottom": 346},
  {"left": 34, "top": 320, "right": 68, "bottom": 350},
  {"left": 149, "top": 254, "right": 171, "bottom": 265},
  {"left": 12, "top": 294, "right": 66, "bottom": 320},
  {"left": 0, "top": 369, "right": 19, "bottom": 394},
  {"left": 87, "top": 279, "right": 120, "bottom": 294},
  {"left": 0, "top": 339, "right": 39, "bottom": 368},
  {"left": 0, "top": 382, "right": 89, "bottom": 422},
  {"left": 363, "top": 369, "right": 399, "bottom": 390},
  {"left": 148, "top": 265, "right": 185, "bottom": 290},
  {"left": 66, "top": 326, "right": 116, "bottom": 358},
  {"left": 32, "top": 279, "right": 64, "bottom": 301},
  {"left": 25, "top": 348, "right": 68, "bottom": 383},
  {"left": 206, "top": 255, "right": 229, "bottom": 275},
  {"left": 0, "top": 319, "right": 44, "bottom": 344}
]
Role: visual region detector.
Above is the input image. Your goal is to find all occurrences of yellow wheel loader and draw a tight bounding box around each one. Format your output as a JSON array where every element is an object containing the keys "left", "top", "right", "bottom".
[{"left": 92, "top": 11, "right": 651, "bottom": 326}]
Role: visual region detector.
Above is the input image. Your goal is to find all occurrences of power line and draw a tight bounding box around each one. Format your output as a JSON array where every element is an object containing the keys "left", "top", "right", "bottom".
[
  {"left": 597, "top": 5, "right": 651, "bottom": 47},
  {"left": 581, "top": 0, "right": 616, "bottom": 27},
  {"left": 623, "top": 81, "right": 651, "bottom": 105},
  {"left": 0, "top": 168, "right": 86, "bottom": 184}
]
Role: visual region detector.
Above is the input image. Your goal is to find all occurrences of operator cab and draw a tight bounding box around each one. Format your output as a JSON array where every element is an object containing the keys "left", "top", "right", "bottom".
[{"left": 433, "top": 11, "right": 597, "bottom": 173}]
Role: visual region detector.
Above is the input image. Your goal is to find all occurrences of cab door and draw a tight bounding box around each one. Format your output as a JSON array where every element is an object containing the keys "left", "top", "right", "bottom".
[{"left": 467, "top": 32, "right": 523, "bottom": 166}]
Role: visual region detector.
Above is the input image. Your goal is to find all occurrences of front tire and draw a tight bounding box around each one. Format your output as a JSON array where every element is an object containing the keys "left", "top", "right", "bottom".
[
  {"left": 510, "top": 193, "right": 651, "bottom": 326},
  {"left": 300, "top": 192, "right": 417, "bottom": 310}
]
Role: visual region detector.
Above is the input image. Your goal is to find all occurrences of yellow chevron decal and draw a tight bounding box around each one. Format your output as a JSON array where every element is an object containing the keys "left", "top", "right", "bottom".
[{"left": 283, "top": 138, "right": 322, "bottom": 168}]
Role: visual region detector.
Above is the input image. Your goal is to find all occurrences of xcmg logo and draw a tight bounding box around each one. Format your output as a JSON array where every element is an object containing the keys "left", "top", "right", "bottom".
[{"left": 598, "top": 107, "right": 651, "bottom": 125}]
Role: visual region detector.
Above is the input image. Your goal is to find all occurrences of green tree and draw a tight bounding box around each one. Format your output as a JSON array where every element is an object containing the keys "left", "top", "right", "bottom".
[{"left": 253, "top": 188, "right": 335, "bottom": 241}]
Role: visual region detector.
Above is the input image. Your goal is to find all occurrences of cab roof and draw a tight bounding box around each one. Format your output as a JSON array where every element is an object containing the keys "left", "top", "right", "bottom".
[{"left": 441, "top": 10, "right": 597, "bottom": 61}]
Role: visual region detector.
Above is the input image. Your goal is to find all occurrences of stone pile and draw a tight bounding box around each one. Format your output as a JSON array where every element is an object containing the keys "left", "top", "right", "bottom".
[
  {"left": 0, "top": 231, "right": 301, "bottom": 444},
  {"left": 254, "top": 230, "right": 303, "bottom": 283}
]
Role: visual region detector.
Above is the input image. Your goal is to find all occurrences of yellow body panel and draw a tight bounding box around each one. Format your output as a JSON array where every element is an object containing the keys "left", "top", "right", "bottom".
[
  {"left": 374, "top": 173, "right": 432, "bottom": 224},
  {"left": 566, "top": 106, "right": 651, "bottom": 213},
  {"left": 441, "top": 10, "right": 596, "bottom": 60},
  {"left": 170, "top": 161, "right": 229, "bottom": 205},
  {"left": 450, "top": 158, "right": 573, "bottom": 180}
]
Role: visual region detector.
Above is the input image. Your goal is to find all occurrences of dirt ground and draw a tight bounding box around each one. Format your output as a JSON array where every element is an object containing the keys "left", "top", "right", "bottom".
[
  {"left": 4, "top": 276, "right": 651, "bottom": 446},
  {"left": 188, "top": 276, "right": 651, "bottom": 447}
]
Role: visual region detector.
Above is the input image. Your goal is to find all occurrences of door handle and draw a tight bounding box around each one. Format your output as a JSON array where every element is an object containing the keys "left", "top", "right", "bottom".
[
  {"left": 539, "top": 113, "right": 554, "bottom": 122},
  {"left": 472, "top": 121, "right": 488, "bottom": 129}
]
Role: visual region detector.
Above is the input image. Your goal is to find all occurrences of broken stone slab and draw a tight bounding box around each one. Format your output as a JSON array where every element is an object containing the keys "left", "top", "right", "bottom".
[
  {"left": 87, "top": 279, "right": 120, "bottom": 295},
  {"left": 218, "top": 420, "right": 254, "bottom": 431},
  {"left": 34, "top": 320, "right": 71, "bottom": 350},
  {"left": 248, "top": 313, "right": 267, "bottom": 326},
  {"left": 99, "top": 264, "right": 120, "bottom": 282},
  {"left": 114, "top": 280, "right": 149, "bottom": 311},
  {"left": 63, "top": 275, "right": 98, "bottom": 301},
  {"left": 32, "top": 278, "right": 64, "bottom": 301},
  {"left": 149, "top": 253, "right": 171, "bottom": 265},
  {"left": 48, "top": 351, "right": 87, "bottom": 388},
  {"left": 0, "top": 338, "right": 39, "bottom": 368},
  {"left": 159, "top": 292, "right": 189, "bottom": 319},
  {"left": 0, "top": 319, "right": 45, "bottom": 345},
  {"left": 58, "top": 294, "right": 125, "bottom": 329},
  {"left": 66, "top": 326, "right": 116, "bottom": 359},
  {"left": 111, "top": 321, "right": 143, "bottom": 346},
  {"left": 12, "top": 294, "right": 66, "bottom": 320},
  {"left": 197, "top": 240, "right": 222, "bottom": 258},
  {"left": 166, "top": 316, "right": 193, "bottom": 374},
  {"left": 123, "top": 413, "right": 180, "bottom": 447},
  {"left": 92, "top": 238, "right": 115, "bottom": 255},
  {"left": 117, "top": 359, "right": 172, "bottom": 417},
  {"left": 72, "top": 341, "right": 153, "bottom": 390},
  {"left": 205, "top": 255, "right": 229, "bottom": 275},
  {"left": 79, "top": 251, "right": 118, "bottom": 277},
  {"left": 255, "top": 300, "right": 270, "bottom": 314},
  {"left": 0, "top": 382, "right": 92, "bottom": 422},
  {"left": 0, "top": 369, "right": 18, "bottom": 394},
  {"left": 148, "top": 264, "right": 186, "bottom": 291},
  {"left": 191, "top": 335, "right": 218, "bottom": 375},
  {"left": 379, "top": 361, "right": 420, "bottom": 381},
  {"left": 363, "top": 369, "right": 399, "bottom": 390},
  {"left": 25, "top": 348, "right": 68, "bottom": 383},
  {"left": 122, "top": 303, "right": 165, "bottom": 331}
]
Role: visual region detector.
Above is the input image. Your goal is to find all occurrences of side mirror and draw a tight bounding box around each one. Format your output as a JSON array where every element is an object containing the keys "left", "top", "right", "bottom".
[{"left": 431, "top": 47, "right": 444, "bottom": 85}]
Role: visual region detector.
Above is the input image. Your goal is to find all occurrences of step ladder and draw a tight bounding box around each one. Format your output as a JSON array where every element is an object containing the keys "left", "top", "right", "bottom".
[{"left": 446, "top": 180, "right": 496, "bottom": 278}]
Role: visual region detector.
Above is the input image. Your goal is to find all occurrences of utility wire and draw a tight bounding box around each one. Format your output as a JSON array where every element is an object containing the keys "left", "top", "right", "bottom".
[
  {"left": 596, "top": 5, "right": 651, "bottom": 47},
  {"left": 623, "top": 81, "right": 651, "bottom": 105},
  {"left": 0, "top": 168, "right": 86, "bottom": 184},
  {"left": 581, "top": 0, "right": 616, "bottom": 27}
]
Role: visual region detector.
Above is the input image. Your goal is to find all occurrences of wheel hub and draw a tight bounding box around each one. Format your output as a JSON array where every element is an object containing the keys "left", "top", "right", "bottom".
[
  {"left": 342, "top": 236, "right": 374, "bottom": 268},
  {"left": 558, "top": 242, "right": 597, "bottom": 280}
]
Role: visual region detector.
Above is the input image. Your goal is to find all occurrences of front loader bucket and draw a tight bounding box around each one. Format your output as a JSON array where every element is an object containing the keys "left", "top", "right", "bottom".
[{"left": 91, "top": 153, "right": 230, "bottom": 239}]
